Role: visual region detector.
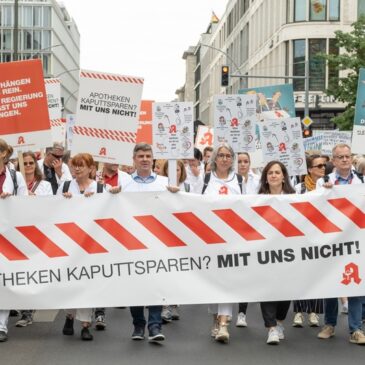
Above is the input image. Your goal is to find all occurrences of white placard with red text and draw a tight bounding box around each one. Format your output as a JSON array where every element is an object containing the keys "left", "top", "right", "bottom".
[
  {"left": 0, "top": 185, "right": 364, "bottom": 309},
  {"left": 45, "top": 78, "right": 64, "bottom": 144},
  {"left": 152, "top": 102, "right": 194, "bottom": 159},
  {"left": 71, "top": 70, "right": 144, "bottom": 164},
  {"left": 195, "top": 125, "right": 214, "bottom": 153}
]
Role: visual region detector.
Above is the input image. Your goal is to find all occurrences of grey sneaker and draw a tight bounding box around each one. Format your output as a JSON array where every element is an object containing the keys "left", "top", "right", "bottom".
[
  {"left": 95, "top": 315, "right": 106, "bottom": 330},
  {"left": 16, "top": 314, "right": 33, "bottom": 327},
  {"left": 171, "top": 306, "right": 180, "bottom": 320},
  {"left": 161, "top": 306, "right": 172, "bottom": 323}
]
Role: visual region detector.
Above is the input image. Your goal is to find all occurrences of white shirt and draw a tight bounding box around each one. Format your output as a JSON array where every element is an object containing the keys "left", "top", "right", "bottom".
[
  {"left": 57, "top": 180, "right": 104, "bottom": 195},
  {"left": 245, "top": 171, "right": 260, "bottom": 194},
  {"left": 122, "top": 173, "right": 168, "bottom": 193},
  {"left": 32, "top": 180, "right": 53, "bottom": 196},
  {"left": 2, "top": 168, "right": 28, "bottom": 196},
  {"left": 197, "top": 171, "right": 245, "bottom": 195}
]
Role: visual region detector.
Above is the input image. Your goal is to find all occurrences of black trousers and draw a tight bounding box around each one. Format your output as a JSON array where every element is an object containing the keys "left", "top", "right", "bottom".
[
  {"left": 238, "top": 303, "right": 248, "bottom": 314},
  {"left": 260, "top": 301, "right": 291, "bottom": 328}
]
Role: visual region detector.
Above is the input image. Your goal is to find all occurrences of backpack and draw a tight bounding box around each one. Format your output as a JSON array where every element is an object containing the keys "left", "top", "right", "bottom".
[
  {"left": 9, "top": 169, "right": 18, "bottom": 196},
  {"left": 62, "top": 181, "right": 104, "bottom": 193},
  {"left": 202, "top": 172, "right": 243, "bottom": 194}
]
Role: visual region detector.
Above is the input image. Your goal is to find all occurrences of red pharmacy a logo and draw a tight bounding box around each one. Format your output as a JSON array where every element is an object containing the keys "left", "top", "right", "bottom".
[{"left": 341, "top": 263, "right": 362, "bottom": 285}]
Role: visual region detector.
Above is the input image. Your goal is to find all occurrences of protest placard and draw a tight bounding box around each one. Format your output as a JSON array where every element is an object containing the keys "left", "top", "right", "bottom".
[
  {"left": 65, "top": 114, "right": 76, "bottom": 150},
  {"left": 258, "top": 117, "right": 307, "bottom": 175},
  {"left": 44, "top": 78, "right": 64, "bottom": 144},
  {"left": 321, "top": 130, "right": 352, "bottom": 155},
  {"left": 152, "top": 102, "right": 194, "bottom": 159},
  {"left": 213, "top": 94, "right": 257, "bottom": 152},
  {"left": 71, "top": 70, "right": 144, "bottom": 165},
  {"left": 136, "top": 100, "right": 153, "bottom": 144},
  {"left": 0, "top": 59, "right": 51, "bottom": 150},
  {"left": 195, "top": 125, "right": 214, "bottom": 153}
]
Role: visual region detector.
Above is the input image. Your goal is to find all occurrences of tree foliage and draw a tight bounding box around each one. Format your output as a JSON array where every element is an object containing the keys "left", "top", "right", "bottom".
[{"left": 321, "top": 15, "right": 365, "bottom": 130}]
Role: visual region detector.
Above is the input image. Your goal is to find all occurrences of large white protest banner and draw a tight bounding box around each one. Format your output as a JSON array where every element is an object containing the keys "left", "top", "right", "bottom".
[
  {"left": 214, "top": 95, "right": 257, "bottom": 152},
  {"left": 0, "top": 186, "right": 364, "bottom": 309},
  {"left": 152, "top": 102, "right": 194, "bottom": 159},
  {"left": 258, "top": 117, "right": 307, "bottom": 175},
  {"left": 71, "top": 70, "right": 144, "bottom": 165},
  {"left": 44, "top": 78, "right": 64, "bottom": 144}
]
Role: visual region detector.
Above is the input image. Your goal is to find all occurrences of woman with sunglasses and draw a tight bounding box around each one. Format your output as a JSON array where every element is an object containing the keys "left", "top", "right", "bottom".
[
  {"left": 258, "top": 161, "right": 295, "bottom": 345},
  {"left": 292, "top": 154, "right": 326, "bottom": 328},
  {"left": 21, "top": 152, "right": 53, "bottom": 196}
]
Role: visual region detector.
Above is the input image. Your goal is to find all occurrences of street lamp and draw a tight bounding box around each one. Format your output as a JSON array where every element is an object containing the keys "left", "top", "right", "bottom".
[{"left": 32, "top": 44, "right": 63, "bottom": 59}]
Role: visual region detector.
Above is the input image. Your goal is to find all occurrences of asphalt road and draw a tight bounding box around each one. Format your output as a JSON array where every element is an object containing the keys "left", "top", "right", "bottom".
[{"left": 1, "top": 303, "right": 364, "bottom": 365}]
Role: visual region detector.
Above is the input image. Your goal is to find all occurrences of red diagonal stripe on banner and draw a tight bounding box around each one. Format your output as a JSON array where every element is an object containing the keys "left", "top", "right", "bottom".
[
  {"left": 16, "top": 226, "right": 68, "bottom": 258},
  {"left": 252, "top": 206, "right": 304, "bottom": 237},
  {"left": 173, "top": 212, "right": 225, "bottom": 244},
  {"left": 291, "top": 202, "right": 342, "bottom": 233},
  {"left": 56, "top": 223, "right": 108, "bottom": 254},
  {"left": 213, "top": 209, "right": 265, "bottom": 241},
  {"left": 95, "top": 219, "right": 147, "bottom": 250},
  {"left": 0, "top": 234, "right": 28, "bottom": 261},
  {"left": 134, "top": 216, "right": 186, "bottom": 247},
  {"left": 328, "top": 198, "right": 365, "bottom": 228}
]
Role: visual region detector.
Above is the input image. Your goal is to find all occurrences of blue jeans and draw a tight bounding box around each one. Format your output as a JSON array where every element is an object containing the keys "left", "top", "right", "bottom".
[
  {"left": 324, "top": 298, "right": 338, "bottom": 327},
  {"left": 348, "top": 296, "right": 365, "bottom": 333},
  {"left": 130, "top": 306, "right": 162, "bottom": 330}
]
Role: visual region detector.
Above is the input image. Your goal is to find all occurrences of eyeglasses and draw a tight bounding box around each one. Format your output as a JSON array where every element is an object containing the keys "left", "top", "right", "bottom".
[
  {"left": 51, "top": 153, "right": 63, "bottom": 159},
  {"left": 312, "top": 164, "right": 326, "bottom": 169},
  {"left": 334, "top": 155, "right": 351, "bottom": 160},
  {"left": 217, "top": 153, "right": 232, "bottom": 160},
  {"left": 23, "top": 161, "right": 35, "bottom": 166},
  {"left": 73, "top": 165, "right": 86, "bottom": 170}
]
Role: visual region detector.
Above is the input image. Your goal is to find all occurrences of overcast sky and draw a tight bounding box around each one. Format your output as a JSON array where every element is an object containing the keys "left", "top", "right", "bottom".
[{"left": 60, "top": 0, "right": 228, "bottom": 102}]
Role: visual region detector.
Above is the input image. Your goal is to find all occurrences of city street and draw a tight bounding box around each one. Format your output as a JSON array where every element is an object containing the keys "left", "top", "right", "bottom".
[{"left": 1, "top": 303, "right": 364, "bottom": 365}]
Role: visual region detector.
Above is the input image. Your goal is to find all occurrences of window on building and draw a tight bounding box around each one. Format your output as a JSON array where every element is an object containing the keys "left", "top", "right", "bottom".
[
  {"left": 293, "top": 39, "right": 306, "bottom": 91},
  {"left": 42, "top": 30, "right": 51, "bottom": 49},
  {"left": 3, "top": 53, "right": 12, "bottom": 62},
  {"left": 23, "top": 6, "right": 33, "bottom": 27},
  {"left": 309, "top": 39, "right": 326, "bottom": 90},
  {"left": 33, "top": 6, "right": 42, "bottom": 27},
  {"left": 358, "top": 0, "right": 365, "bottom": 17},
  {"left": 33, "top": 30, "right": 41, "bottom": 50},
  {"left": 43, "top": 6, "right": 51, "bottom": 27},
  {"left": 240, "top": 23, "right": 249, "bottom": 65},
  {"left": 2, "top": 30, "right": 12, "bottom": 50},
  {"left": 328, "top": 38, "right": 339, "bottom": 90},
  {"left": 294, "top": 0, "right": 307, "bottom": 21},
  {"left": 3, "top": 6, "right": 13, "bottom": 26},
  {"left": 329, "top": 0, "right": 340, "bottom": 20},
  {"left": 23, "top": 30, "right": 32, "bottom": 50},
  {"left": 240, "top": 0, "right": 249, "bottom": 18},
  {"left": 310, "top": 0, "right": 326, "bottom": 21},
  {"left": 42, "top": 53, "right": 51, "bottom": 75}
]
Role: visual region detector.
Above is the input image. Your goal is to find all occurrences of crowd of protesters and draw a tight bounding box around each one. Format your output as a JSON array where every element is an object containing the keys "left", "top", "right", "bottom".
[{"left": 1, "top": 138, "right": 365, "bottom": 346}]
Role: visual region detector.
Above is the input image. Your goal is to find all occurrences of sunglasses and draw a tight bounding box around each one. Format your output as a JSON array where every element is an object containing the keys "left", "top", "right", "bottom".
[
  {"left": 51, "top": 153, "right": 63, "bottom": 159},
  {"left": 312, "top": 164, "right": 326, "bottom": 169},
  {"left": 24, "top": 161, "right": 35, "bottom": 166}
]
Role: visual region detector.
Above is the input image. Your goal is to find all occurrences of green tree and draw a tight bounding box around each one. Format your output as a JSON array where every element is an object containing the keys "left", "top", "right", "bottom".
[{"left": 321, "top": 15, "right": 365, "bottom": 130}]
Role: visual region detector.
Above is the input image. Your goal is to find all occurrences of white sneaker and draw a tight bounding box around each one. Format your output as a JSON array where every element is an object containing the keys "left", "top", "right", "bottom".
[
  {"left": 236, "top": 312, "right": 247, "bottom": 327},
  {"left": 276, "top": 323, "right": 285, "bottom": 340},
  {"left": 267, "top": 328, "right": 280, "bottom": 345},
  {"left": 293, "top": 312, "right": 304, "bottom": 327},
  {"left": 308, "top": 312, "right": 320, "bottom": 327}
]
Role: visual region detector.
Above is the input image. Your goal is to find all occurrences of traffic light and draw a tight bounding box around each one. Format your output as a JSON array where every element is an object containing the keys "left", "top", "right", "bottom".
[
  {"left": 221, "top": 66, "right": 229, "bottom": 86},
  {"left": 302, "top": 127, "right": 312, "bottom": 138}
]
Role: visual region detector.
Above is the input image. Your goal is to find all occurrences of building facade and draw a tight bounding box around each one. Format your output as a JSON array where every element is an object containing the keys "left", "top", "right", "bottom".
[
  {"left": 0, "top": 0, "right": 80, "bottom": 114},
  {"left": 179, "top": 0, "right": 364, "bottom": 128}
]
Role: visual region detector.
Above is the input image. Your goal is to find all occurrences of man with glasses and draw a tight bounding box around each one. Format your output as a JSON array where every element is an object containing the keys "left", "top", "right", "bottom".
[
  {"left": 316, "top": 143, "right": 365, "bottom": 345},
  {"left": 37, "top": 143, "right": 72, "bottom": 194}
]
